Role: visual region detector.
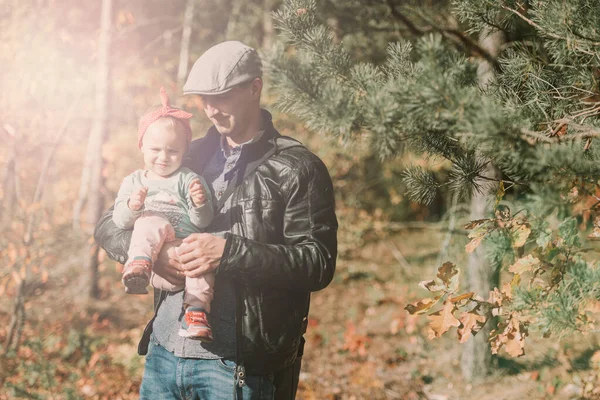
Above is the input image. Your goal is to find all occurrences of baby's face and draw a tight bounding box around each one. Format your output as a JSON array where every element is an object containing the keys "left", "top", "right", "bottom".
[{"left": 141, "top": 123, "right": 187, "bottom": 178}]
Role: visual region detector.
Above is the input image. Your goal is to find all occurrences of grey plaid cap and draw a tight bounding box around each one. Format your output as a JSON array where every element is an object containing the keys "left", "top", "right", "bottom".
[{"left": 183, "top": 41, "right": 262, "bottom": 96}]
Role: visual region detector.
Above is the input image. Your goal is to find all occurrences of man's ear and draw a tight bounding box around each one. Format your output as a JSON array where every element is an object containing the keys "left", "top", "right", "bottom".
[{"left": 251, "top": 78, "right": 263, "bottom": 98}]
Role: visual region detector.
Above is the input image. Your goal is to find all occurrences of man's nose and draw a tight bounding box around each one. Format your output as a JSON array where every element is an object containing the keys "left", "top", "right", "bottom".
[{"left": 204, "top": 102, "right": 219, "bottom": 117}]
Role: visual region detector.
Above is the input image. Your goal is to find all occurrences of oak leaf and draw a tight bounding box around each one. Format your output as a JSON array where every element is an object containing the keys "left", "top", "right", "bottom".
[
  {"left": 487, "top": 287, "right": 504, "bottom": 307},
  {"left": 504, "top": 317, "right": 527, "bottom": 357},
  {"left": 508, "top": 254, "right": 540, "bottom": 275},
  {"left": 404, "top": 297, "right": 440, "bottom": 315},
  {"left": 458, "top": 309, "right": 487, "bottom": 343},
  {"left": 465, "top": 222, "right": 493, "bottom": 253},
  {"left": 500, "top": 282, "right": 513, "bottom": 300},
  {"left": 490, "top": 314, "right": 528, "bottom": 357},
  {"left": 427, "top": 301, "right": 460, "bottom": 339},
  {"left": 436, "top": 262, "right": 459, "bottom": 286},
  {"left": 418, "top": 280, "right": 445, "bottom": 293}
]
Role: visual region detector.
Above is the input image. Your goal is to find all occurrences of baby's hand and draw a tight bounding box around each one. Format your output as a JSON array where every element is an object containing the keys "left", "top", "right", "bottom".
[
  {"left": 189, "top": 179, "right": 206, "bottom": 207},
  {"left": 128, "top": 186, "right": 148, "bottom": 211}
]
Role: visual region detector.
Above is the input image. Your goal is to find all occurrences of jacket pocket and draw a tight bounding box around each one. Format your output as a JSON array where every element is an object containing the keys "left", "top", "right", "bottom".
[
  {"left": 256, "top": 290, "right": 303, "bottom": 354},
  {"left": 242, "top": 199, "right": 283, "bottom": 242}
]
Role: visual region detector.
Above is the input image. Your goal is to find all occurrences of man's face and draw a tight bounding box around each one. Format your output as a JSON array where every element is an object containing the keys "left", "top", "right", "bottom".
[{"left": 199, "top": 79, "right": 261, "bottom": 140}]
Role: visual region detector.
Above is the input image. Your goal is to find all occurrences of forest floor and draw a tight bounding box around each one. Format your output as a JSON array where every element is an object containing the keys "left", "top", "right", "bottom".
[{"left": 2, "top": 229, "right": 600, "bottom": 399}]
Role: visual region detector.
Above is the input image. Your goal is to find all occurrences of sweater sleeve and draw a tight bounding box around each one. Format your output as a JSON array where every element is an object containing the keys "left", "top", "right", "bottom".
[
  {"left": 184, "top": 171, "right": 214, "bottom": 230},
  {"left": 112, "top": 172, "right": 143, "bottom": 229}
]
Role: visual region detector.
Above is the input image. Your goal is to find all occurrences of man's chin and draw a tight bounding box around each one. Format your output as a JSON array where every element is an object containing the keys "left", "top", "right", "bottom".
[{"left": 215, "top": 126, "right": 234, "bottom": 136}]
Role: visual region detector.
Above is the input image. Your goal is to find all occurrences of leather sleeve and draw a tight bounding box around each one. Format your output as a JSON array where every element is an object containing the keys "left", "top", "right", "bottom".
[
  {"left": 94, "top": 206, "right": 132, "bottom": 264},
  {"left": 218, "top": 157, "right": 338, "bottom": 292}
]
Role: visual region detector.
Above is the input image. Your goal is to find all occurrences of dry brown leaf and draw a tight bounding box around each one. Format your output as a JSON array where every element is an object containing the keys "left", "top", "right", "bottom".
[
  {"left": 501, "top": 282, "right": 513, "bottom": 300},
  {"left": 427, "top": 301, "right": 460, "bottom": 339},
  {"left": 449, "top": 292, "right": 474, "bottom": 303},
  {"left": 465, "top": 235, "right": 485, "bottom": 253},
  {"left": 490, "top": 314, "right": 527, "bottom": 357},
  {"left": 566, "top": 186, "right": 579, "bottom": 202},
  {"left": 511, "top": 223, "right": 531, "bottom": 248},
  {"left": 343, "top": 322, "right": 370, "bottom": 356},
  {"left": 436, "top": 262, "right": 458, "bottom": 285},
  {"left": 487, "top": 287, "right": 504, "bottom": 307},
  {"left": 458, "top": 310, "right": 487, "bottom": 343},
  {"left": 418, "top": 280, "right": 445, "bottom": 293},
  {"left": 508, "top": 254, "right": 540, "bottom": 275},
  {"left": 588, "top": 227, "right": 600, "bottom": 241},
  {"left": 404, "top": 297, "right": 440, "bottom": 315}
]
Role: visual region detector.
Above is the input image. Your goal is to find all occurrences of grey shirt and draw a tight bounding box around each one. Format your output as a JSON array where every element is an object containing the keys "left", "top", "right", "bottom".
[{"left": 152, "top": 131, "right": 264, "bottom": 359}]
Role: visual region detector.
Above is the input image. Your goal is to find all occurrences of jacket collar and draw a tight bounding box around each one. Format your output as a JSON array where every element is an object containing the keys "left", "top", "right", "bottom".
[{"left": 189, "top": 109, "right": 280, "bottom": 175}]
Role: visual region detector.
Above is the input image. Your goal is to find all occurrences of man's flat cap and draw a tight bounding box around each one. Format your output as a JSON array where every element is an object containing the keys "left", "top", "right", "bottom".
[{"left": 183, "top": 41, "right": 262, "bottom": 96}]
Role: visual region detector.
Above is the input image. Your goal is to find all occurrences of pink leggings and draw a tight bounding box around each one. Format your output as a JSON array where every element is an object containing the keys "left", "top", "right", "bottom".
[{"left": 126, "top": 212, "right": 214, "bottom": 312}]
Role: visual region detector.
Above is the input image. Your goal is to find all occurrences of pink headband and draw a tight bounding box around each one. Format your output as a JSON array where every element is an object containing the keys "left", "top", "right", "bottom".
[{"left": 138, "top": 87, "right": 193, "bottom": 148}]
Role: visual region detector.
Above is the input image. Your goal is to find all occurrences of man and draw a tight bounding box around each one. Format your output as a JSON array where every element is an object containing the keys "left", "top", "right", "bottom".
[{"left": 94, "top": 40, "right": 338, "bottom": 399}]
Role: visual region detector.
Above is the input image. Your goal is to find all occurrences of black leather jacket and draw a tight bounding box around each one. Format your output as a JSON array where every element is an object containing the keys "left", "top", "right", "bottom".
[{"left": 94, "top": 110, "right": 338, "bottom": 374}]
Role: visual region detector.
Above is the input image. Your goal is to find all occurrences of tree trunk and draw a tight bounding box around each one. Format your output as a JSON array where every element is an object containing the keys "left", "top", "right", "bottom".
[
  {"left": 0, "top": 125, "right": 19, "bottom": 227},
  {"left": 177, "top": 0, "right": 196, "bottom": 89},
  {"left": 261, "top": 0, "right": 275, "bottom": 49},
  {"left": 225, "top": 0, "right": 243, "bottom": 40},
  {"left": 1, "top": 154, "right": 17, "bottom": 227},
  {"left": 83, "top": 0, "right": 112, "bottom": 299},
  {"left": 461, "top": 27, "right": 505, "bottom": 382}
]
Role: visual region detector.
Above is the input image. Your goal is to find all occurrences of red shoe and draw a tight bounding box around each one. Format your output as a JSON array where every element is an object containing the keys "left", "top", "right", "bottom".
[
  {"left": 122, "top": 257, "right": 151, "bottom": 294},
  {"left": 179, "top": 308, "right": 213, "bottom": 342}
]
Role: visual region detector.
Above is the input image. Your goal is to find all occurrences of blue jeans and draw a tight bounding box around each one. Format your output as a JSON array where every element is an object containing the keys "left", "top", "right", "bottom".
[{"left": 140, "top": 337, "right": 274, "bottom": 400}]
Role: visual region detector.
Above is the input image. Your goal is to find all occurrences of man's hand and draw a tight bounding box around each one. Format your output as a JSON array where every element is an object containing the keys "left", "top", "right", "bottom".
[
  {"left": 128, "top": 186, "right": 148, "bottom": 211},
  {"left": 177, "top": 233, "right": 226, "bottom": 278},
  {"left": 153, "top": 239, "right": 185, "bottom": 286},
  {"left": 189, "top": 179, "right": 206, "bottom": 207}
]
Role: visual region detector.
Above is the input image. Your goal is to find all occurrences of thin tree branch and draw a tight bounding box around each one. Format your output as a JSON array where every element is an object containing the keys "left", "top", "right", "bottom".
[
  {"left": 522, "top": 124, "right": 600, "bottom": 144},
  {"left": 385, "top": 1, "right": 501, "bottom": 69},
  {"left": 385, "top": 0, "right": 425, "bottom": 36},
  {"left": 414, "top": 10, "right": 501, "bottom": 69},
  {"left": 499, "top": 3, "right": 600, "bottom": 47}
]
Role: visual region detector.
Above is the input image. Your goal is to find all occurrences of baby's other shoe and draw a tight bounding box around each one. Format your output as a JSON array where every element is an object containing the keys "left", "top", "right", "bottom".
[
  {"left": 122, "top": 256, "right": 152, "bottom": 294},
  {"left": 179, "top": 307, "right": 213, "bottom": 342}
]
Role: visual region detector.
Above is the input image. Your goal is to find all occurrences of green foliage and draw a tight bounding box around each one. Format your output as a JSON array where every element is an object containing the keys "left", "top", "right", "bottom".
[{"left": 271, "top": 0, "right": 600, "bottom": 354}]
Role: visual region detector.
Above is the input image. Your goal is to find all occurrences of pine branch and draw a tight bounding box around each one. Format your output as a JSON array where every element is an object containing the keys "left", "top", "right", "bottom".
[
  {"left": 385, "top": 1, "right": 500, "bottom": 68},
  {"left": 522, "top": 124, "right": 600, "bottom": 144},
  {"left": 385, "top": 0, "right": 425, "bottom": 36}
]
